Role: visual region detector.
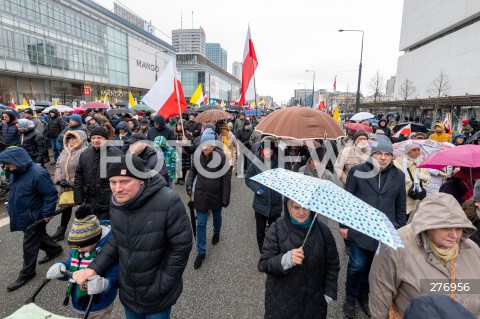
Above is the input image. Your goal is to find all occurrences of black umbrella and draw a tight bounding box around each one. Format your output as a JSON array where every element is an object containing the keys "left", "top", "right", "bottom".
[
  {"left": 107, "top": 108, "right": 133, "bottom": 115},
  {"left": 183, "top": 108, "right": 198, "bottom": 115},
  {"left": 196, "top": 104, "right": 222, "bottom": 112},
  {"left": 226, "top": 106, "right": 245, "bottom": 112},
  {"left": 187, "top": 194, "right": 196, "bottom": 238},
  {"left": 392, "top": 122, "right": 428, "bottom": 133},
  {"left": 34, "top": 101, "right": 53, "bottom": 107}
]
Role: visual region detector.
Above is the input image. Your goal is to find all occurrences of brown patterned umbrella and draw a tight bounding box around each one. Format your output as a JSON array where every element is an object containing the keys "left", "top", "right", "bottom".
[
  {"left": 193, "top": 109, "right": 234, "bottom": 123},
  {"left": 255, "top": 107, "right": 345, "bottom": 140}
]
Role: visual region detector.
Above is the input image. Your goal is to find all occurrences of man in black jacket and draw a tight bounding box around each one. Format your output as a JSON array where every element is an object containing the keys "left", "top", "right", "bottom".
[
  {"left": 46, "top": 108, "right": 64, "bottom": 164},
  {"left": 186, "top": 128, "right": 231, "bottom": 269},
  {"left": 340, "top": 136, "right": 406, "bottom": 318},
  {"left": 73, "top": 154, "right": 192, "bottom": 318},
  {"left": 74, "top": 127, "right": 122, "bottom": 220},
  {"left": 147, "top": 115, "right": 175, "bottom": 141},
  {"left": 235, "top": 120, "right": 253, "bottom": 174}
]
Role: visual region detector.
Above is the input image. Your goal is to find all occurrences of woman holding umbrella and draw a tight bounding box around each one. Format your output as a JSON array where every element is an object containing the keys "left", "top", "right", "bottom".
[{"left": 259, "top": 198, "right": 340, "bottom": 319}]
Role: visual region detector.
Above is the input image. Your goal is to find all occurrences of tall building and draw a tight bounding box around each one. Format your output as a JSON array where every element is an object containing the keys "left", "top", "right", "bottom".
[
  {"left": 386, "top": 76, "right": 395, "bottom": 97},
  {"left": 232, "top": 61, "right": 242, "bottom": 81},
  {"left": 0, "top": 0, "right": 175, "bottom": 105},
  {"left": 172, "top": 28, "right": 206, "bottom": 56},
  {"left": 206, "top": 43, "right": 227, "bottom": 71}
]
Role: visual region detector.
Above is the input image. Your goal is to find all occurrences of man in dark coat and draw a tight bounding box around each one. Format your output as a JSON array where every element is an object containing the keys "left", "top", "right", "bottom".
[
  {"left": 17, "top": 119, "right": 46, "bottom": 166},
  {"left": 245, "top": 137, "right": 283, "bottom": 252},
  {"left": 235, "top": 120, "right": 253, "bottom": 174},
  {"left": 185, "top": 113, "right": 202, "bottom": 137},
  {"left": 186, "top": 128, "right": 231, "bottom": 269},
  {"left": 147, "top": 115, "right": 175, "bottom": 141},
  {"left": 74, "top": 127, "right": 122, "bottom": 220},
  {"left": 340, "top": 135, "right": 406, "bottom": 318},
  {"left": 0, "top": 147, "right": 63, "bottom": 291},
  {"left": 2, "top": 110, "right": 20, "bottom": 147},
  {"left": 73, "top": 154, "right": 192, "bottom": 318},
  {"left": 376, "top": 119, "right": 392, "bottom": 138},
  {"left": 46, "top": 108, "right": 64, "bottom": 164}
]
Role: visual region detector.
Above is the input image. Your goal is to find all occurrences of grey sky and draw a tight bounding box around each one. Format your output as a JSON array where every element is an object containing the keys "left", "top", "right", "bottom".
[{"left": 96, "top": 0, "right": 403, "bottom": 104}]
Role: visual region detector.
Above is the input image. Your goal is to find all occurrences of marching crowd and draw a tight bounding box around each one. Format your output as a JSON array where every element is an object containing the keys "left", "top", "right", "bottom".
[{"left": 1, "top": 106, "right": 480, "bottom": 319}]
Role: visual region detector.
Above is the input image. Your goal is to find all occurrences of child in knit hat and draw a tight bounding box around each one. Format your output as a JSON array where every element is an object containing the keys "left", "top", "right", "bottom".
[{"left": 46, "top": 205, "right": 118, "bottom": 318}]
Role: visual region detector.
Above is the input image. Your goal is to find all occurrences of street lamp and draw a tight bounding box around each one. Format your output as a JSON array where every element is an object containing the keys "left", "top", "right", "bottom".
[
  {"left": 306, "top": 70, "right": 315, "bottom": 108},
  {"left": 154, "top": 50, "right": 169, "bottom": 81},
  {"left": 298, "top": 82, "right": 306, "bottom": 106},
  {"left": 339, "top": 29, "right": 364, "bottom": 113}
]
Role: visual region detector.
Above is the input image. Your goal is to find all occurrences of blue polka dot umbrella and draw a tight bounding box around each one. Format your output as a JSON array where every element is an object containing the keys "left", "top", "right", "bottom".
[{"left": 251, "top": 168, "right": 404, "bottom": 250}]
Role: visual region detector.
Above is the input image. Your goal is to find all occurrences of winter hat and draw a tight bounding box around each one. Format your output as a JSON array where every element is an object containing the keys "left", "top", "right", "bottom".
[
  {"left": 69, "top": 114, "right": 82, "bottom": 125},
  {"left": 371, "top": 135, "right": 393, "bottom": 155},
  {"left": 67, "top": 205, "right": 102, "bottom": 249},
  {"left": 404, "top": 143, "right": 421, "bottom": 154},
  {"left": 353, "top": 130, "right": 368, "bottom": 142},
  {"left": 140, "top": 118, "right": 149, "bottom": 125},
  {"left": 90, "top": 126, "right": 109, "bottom": 139},
  {"left": 135, "top": 110, "right": 145, "bottom": 116},
  {"left": 116, "top": 121, "right": 131, "bottom": 133},
  {"left": 17, "top": 119, "right": 34, "bottom": 130},
  {"left": 243, "top": 120, "right": 251, "bottom": 126},
  {"left": 474, "top": 180, "right": 480, "bottom": 202},
  {"left": 462, "top": 120, "right": 469, "bottom": 125},
  {"left": 200, "top": 128, "right": 216, "bottom": 146},
  {"left": 23, "top": 108, "right": 34, "bottom": 115},
  {"left": 85, "top": 116, "right": 93, "bottom": 123},
  {"left": 107, "top": 154, "right": 146, "bottom": 180},
  {"left": 375, "top": 129, "right": 386, "bottom": 135}
]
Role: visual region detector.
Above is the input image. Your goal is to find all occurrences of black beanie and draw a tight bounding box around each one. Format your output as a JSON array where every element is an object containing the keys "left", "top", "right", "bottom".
[
  {"left": 107, "top": 154, "right": 147, "bottom": 180},
  {"left": 353, "top": 130, "right": 368, "bottom": 142},
  {"left": 90, "top": 126, "right": 109, "bottom": 139}
]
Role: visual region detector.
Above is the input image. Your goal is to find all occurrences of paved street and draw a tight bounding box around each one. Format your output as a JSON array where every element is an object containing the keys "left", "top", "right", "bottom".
[{"left": 0, "top": 168, "right": 368, "bottom": 319}]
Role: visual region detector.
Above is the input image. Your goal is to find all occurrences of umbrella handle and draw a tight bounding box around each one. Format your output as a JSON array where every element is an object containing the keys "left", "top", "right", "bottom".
[{"left": 301, "top": 213, "right": 318, "bottom": 249}]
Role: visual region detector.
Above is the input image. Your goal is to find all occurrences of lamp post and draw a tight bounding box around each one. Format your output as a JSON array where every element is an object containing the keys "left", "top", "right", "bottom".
[
  {"left": 298, "top": 82, "right": 306, "bottom": 106},
  {"left": 305, "top": 70, "right": 315, "bottom": 108},
  {"left": 339, "top": 29, "right": 364, "bottom": 113},
  {"left": 154, "top": 50, "right": 169, "bottom": 82}
]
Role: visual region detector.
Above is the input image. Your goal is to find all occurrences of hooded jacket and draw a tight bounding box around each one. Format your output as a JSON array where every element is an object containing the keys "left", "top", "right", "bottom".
[
  {"left": 451, "top": 132, "right": 466, "bottom": 145},
  {"left": 114, "top": 121, "right": 132, "bottom": 153},
  {"left": 147, "top": 115, "right": 175, "bottom": 141},
  {"left": 18, "top": 126, "right": 46, "bottom": 164},
  {"left": 369, "top": 193, "right": 480, "bottom": 318},
  {"left": 259, "top": 203, "right": 340, "bottom": 319},
  {"left": 377, "top": 119, "right": 392, "bottom": 138},
  {"left": 154, "top": 136, "right": 176, "bottom": 182},
  {"left": 2, "top": 111, "right": 19, "bottom": 146},
  {"left": 0, "top": 147, "right": 58, "bottom": 231},
  {"left": 429, "top": 123, "right": 452, "bottom": 143},
  {"left": 46, "top": 109, "right": 64, "bottom": 139},
  {"left": 88, "top": 175, "right": 192, "bottom": 314}
]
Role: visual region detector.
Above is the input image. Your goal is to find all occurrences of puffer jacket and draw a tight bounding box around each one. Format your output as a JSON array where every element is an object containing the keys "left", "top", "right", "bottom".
[
  {"left": 46, "top": 108, "right": 64, "bottom": 138},
  {"left": 88, "top": 175, "right": 192, "bottom": 314},
  {"left": 0, "top": 147, "right": 57, "bottom": 231},
  {"left": 54, "top": 130, "right": 88, "bottom": 195},
  {"left": 73, "top": 145, "right": 122, "bottom": 213},
  {"left": 369, "top": 193, "right": 480, "bottom": 318},
  {"left": 18, "top": 127, "right": 46, "bottom": 164},
  {"left": 429, "top": 123, "right": 452, "bottom": 143},
  {"left": 245, "top": 153, "right": 283, "bottom": 218},
  {"left": 259, "top": 204, "right": 340, "bottom": 319},
  {"left": 147, "top": 115, "right": 175, "bottom": 141},
  {"left": 334, "top": 145, "right": 371, "bottom": 186},
  {"left": 2, "top": 116, "right": 19, "bottom": 146}
]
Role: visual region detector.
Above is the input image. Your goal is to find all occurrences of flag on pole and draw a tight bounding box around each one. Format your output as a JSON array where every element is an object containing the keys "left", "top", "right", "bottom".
[
  {"left": 10, "top": 98, "right": 16, "bottom": 109},
  {"left": 142, "top": 60, "right": 187, "bottom": 118},
  {"left": 332, "top": 106, "right": 340, "bottom": 122},
  {"left": 23, "top": 97, "right": 29, "bottom": 106},
  {"left": 190, "top": 84, "right": 203, "bottom": 105},
  {"left": 318, "top": 101, "right": 325, "bottom": 110},
  {"left": 442, "top": 113, "right": 451, "bottom": 134},
  {"left": 104, "top": 93, "right": 109, "bottom": 106},
  {"left": 393, "top": 123, "right": 411, "bottom": 138},
  {"left": 54, "top": 99, "right": 58, "bottom": 106},
  {"left": 238, "top": 26, "right": 258, "bottom": 106},
  {"left": 260, "top": 98, "right": 265, "bottom": 106},
  {"left": 333, "top": 75, "right": 337, "bottom": 91},
  {"left": 202, "top": 94, "right": 208, "bottom": 105},
  {"left": 129, "top": 92, "right": 136, "bottom": 107}
]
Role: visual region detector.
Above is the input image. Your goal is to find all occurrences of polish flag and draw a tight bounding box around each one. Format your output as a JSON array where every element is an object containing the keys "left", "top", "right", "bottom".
[
  {"left": 238, "top": 26, "right": 258, "bottom": 106},
  {"left": 393, "top": 123, "right": 411, "bottom": 138},
  {"left": 318, "top": 101, "right": 325, "bottom": 110},
  {"left": 142, "top": 60, "right": 187, "bottom": 118},
  {"left": 333, "top": 75, "right": 337, "bottom": 91},
  {"left": 10, "top": 98, "right": 16, "bottom": 109},
  {"left": 443, "top": 113, "right": 451, "bottom": 134},
  {"left": 203, "top": 94, "right": 208, "bottom": 104}
]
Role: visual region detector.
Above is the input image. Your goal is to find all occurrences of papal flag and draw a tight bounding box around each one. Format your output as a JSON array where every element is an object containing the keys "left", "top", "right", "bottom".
[
  {"left": 23, "top": 97, "right": 28, "bottom": 106},
  {"left": 190, "top": 84, "right": 203, "bottom": 105},
  {"left": 333, "top": 105, "right": 340, "bottom": 122},
  {"left": 129, "top": 92, "right": 136, "bottom": 107}
]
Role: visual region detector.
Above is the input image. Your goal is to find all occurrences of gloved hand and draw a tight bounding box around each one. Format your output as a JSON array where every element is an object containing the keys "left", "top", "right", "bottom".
[
  {"left": 46, "top": 263, "right": 66, "bottom": 279},
  {"left": 58, "top": 180, "right": 69, "bottom": 187},
  {"left": 416, "top": 172, "right": 428, "bottom": 181},
  {"left": 87, "top": 275, "right": 109, "bottom": 295},
  {"left": 324, "top": 295, "right": 333, "bottom": 305},
  {"left": 222, "top": 201, "right": 229, "bottom": 208},
  {"left": 186, "top": 186, "right": 192, "bottom": 196},
  {"left": 256, "top": 188, "right": 265, "bottom": 195}
]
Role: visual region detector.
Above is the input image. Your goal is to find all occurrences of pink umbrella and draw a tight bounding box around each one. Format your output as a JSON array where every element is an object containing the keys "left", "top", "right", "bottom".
[
  {"left": 81, "top": 101, "right": 110, "bottom": 109},
  {"left": 345, "top": 123, "right": 373, "bottom": 133},
  {"left": 418, "top": 145, "right": 480, "bottom": 170},
  {"left": 69, "top": 108, "right": 86, "bottom": 114}
]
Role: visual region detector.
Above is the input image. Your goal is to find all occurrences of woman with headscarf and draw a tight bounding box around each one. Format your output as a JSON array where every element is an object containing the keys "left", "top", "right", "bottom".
[
  {"left": 259, "top": 198, "right": 340, "bottom": 319},
  {"left": 369, "top": 193, "right": 480, "bottom": 318},
  {"left": 16, "top": 119, "right": 45, "bottom": 166},
  {"left": 393, "top": 143, "right": 431, "bottom": 216},
  {"left": 2, "top": 110, "right": 20, "bottom": 147}
]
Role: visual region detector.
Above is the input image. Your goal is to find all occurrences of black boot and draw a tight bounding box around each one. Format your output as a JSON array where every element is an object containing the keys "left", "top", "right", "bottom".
[{"left": 50, "top": 226, "right": 67, "bottom": 242}]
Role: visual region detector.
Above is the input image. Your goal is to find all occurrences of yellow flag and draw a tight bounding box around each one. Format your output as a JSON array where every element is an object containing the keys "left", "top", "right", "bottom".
[
  {"left": 252, "top": 100, "right": 256, "bottom": 107},
  {"left": 129, "top": 92, "right": 136, "bottom": 107},
  {"left": 23, "top": 97, "right": 28, "bottom": 106},
  {"left": 333, "top": 106, "right": 340, "bottom": 122},
  {"left": 260, "top": 98, "right": 265, "bottom": 105},
  {"left": 54, "top": 99, "right": 58, "bottom": 106},
  {"left": 190, "top": 84, "right": 203, "bottom": 105},
  {"left": 220, "top": 100, "right": 226, "bottom": 109},
  {"left": 104, "top": 93, "right": 109, "bottom": 105}
]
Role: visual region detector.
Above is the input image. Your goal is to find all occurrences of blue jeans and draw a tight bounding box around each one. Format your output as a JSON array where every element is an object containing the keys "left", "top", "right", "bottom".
[
  {"left": 196, "top": 208, "right": 222, "bottom": 254},
  {"left": 125, "top": 307, "right": 172, "bottom": 319},
  {"left": 345, "top": 241, "right": 375, "bottom": 302},
  {"left": 50, "top": 138, "right": 59, "bottom": 161}
]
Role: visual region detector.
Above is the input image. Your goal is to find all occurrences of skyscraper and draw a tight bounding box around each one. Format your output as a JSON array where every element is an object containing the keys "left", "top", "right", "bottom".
[
  {"left": 172, "top": 28, "right": 206, "bottom": 56},
  {"left": 232, "top": 61, "right": 242, "bottom": 81},
  {"left": 206, "top": 43, "right": 227, "bottom": 71}
]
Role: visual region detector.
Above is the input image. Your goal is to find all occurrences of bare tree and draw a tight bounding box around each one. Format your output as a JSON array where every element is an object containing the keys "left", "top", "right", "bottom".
[
  {"left": 368, "top": 70, "right": 385, "bottom": 104},
  {"left": 426, "top": 70, "right": 450, "bottom": 128},
  {"left": 398, "top": 78, "right": 417, "bottom": 119},
  {"left": 0, "top": 80, "right": 11, "bottom": 104},
  {"left": 51, "top": 86, "right": 74, "bottom": 104}
]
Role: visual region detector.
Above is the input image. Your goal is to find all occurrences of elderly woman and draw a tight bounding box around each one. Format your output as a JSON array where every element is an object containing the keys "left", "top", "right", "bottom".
[
  {"left": 259, "top": 199, "right": 340, "bottom": 319},
  {"left": 334, "top": 130, "right": 371, "bottom": 186},
  {"left": 393, "top": 143, "right": 431, "bottom": 216},
  {"left": 369, "top": 193, "right": 480, "bottom": 318}
]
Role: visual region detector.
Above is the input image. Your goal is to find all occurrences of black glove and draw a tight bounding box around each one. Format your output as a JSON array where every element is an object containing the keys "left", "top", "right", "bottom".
[
  {"left": 222, "top": 201, "right": 229, "bottom": 208},
  {"left": 58, "top": 180, "right": 69, "bottom": 187},
  {"left": 186, "top": 186, "right": 192, "bottom": 196}
]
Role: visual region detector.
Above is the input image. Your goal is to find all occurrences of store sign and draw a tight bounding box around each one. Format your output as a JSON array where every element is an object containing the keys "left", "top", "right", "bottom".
[
  {"left": 83, "top": 87, "right": 91, "bottom": 95},
  {"left": 101, "top": 90, "right": 124, "bottom": 97},
  {"left": 136, "top": 59, "right": 160, "bottom": 72}
]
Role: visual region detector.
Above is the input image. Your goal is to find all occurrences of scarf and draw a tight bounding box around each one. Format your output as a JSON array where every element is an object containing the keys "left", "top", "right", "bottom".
[
  {"left": 422, "top": 232, "right": 459, "bottom": 264},
  {"left": 291, "top": 212, "right": 314, "bottom": 229},
  {"left": 64, "top": 247, "right": 100, "bottom": 305},
  {"left": 222, "top": 133, "right": 231, "bottom": 159}
]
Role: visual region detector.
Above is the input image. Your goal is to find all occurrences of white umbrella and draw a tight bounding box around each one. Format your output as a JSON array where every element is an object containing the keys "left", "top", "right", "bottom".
[
  {"left": 42, "top": 105, "right": 74, "bottom": 113},
  {"left": 350, "top": 112, "right": 375, "bottom": 122}
]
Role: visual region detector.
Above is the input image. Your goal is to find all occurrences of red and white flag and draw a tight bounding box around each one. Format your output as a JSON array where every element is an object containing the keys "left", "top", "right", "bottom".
[
  {"left": 142, "top": 60, "right": 187, "bottom": 118},
  {"left": 443, "top": 113, "right": 451, "bottom": 134},
  {"left": 10, "top": 98, "right": 16, "bottom": 109},
  {"left": 238, "top": 26, "right": 258, "bottom": 106},
  {"left": 202, "top": 94, "right": 208, "bottom": 105},
  {"left": 393, "top": 123, "right": 411, "bottom": 138},
  {"left": 333, "top": 75, "right": 337, "bottom": 91},
  {"left": 318, "top": 101, "right": 325, "bottom": 110}
]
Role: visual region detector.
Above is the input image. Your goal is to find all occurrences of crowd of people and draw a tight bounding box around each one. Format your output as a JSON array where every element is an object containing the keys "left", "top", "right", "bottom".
[{"left": 1, "top": 106, "right": 480, "bottom": 319}]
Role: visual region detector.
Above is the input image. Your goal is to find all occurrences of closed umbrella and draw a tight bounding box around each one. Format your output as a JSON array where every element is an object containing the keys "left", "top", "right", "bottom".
[
  {"left": 193, "top": 109, "right": 234, "bottom": 123},
  {"left": 350, "top": 112, "right": 375, "bottom": 122}
]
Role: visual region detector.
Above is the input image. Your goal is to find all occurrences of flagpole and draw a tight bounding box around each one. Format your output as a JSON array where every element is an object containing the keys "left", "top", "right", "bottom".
[{"left": 252, "top": 54, "right": 258, "bottom": 114}]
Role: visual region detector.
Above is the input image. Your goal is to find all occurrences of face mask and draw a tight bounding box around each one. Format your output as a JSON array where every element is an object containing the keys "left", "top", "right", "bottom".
[{"left": 356, "top": 141, "right": 368, "bottom": 149}]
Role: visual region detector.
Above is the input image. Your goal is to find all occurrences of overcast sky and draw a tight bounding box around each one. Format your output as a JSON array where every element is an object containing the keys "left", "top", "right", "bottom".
[{"left": 96, "top": 0, "right": 404, "bottom": 103}]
